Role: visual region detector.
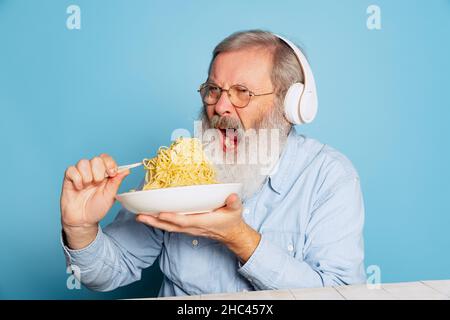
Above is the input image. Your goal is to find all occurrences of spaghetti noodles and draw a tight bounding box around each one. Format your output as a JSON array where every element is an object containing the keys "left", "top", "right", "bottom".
[{"left": 142, "top": 137, "right": 217, "bottom": 190}]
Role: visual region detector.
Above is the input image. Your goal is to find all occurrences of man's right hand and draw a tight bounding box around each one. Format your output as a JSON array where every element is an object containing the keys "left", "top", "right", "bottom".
[{"left": 60, "top": 153, "right": 130, "bottom": 250}]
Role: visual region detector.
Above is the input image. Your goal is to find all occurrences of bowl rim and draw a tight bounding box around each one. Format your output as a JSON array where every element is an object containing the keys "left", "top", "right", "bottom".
[{"left": 116, "top": 182, "right": 243, "bottom": 198}]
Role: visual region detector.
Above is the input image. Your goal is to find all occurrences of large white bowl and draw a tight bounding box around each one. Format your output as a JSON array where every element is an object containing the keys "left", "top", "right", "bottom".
[{"left": 115, "top": 183, "right": 243, "bottom": 215}]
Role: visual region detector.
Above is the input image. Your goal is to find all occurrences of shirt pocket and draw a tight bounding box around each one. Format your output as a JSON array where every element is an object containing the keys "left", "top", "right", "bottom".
[{"left": 261, "top": 229, "right": 304, "bottom": 258}]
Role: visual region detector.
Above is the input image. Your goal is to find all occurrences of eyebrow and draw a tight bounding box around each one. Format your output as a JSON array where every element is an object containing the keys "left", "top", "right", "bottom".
[
  {"left": 206, "top": 78, "right": 218, "bottom": 85},
  {"left": 206, "top": 78, "right": 251, "bottom": 88},
  {"left": 206, "top": 77, "right": 220, "bottom": 85}
]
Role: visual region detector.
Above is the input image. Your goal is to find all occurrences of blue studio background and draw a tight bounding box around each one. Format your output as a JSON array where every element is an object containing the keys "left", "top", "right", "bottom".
[{"left": 0, "top": 0, "right": 449, "bottom": 299}]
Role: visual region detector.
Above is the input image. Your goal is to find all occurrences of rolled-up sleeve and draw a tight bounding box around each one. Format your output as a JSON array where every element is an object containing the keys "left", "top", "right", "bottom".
[
  {"left": 62, "top": 208, "right": 164, "bottom": 292},
  {"left": 238, "top": 176, "right": 366, "bottom": 290}
]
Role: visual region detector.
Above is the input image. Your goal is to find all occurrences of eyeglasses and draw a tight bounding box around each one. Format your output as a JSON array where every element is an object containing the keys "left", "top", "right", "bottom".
[{"left": 197, "top": 83, "right": 274, "bottom": 108}]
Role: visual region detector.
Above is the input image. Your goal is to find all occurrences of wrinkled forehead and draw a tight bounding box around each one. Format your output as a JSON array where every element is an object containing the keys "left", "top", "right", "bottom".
[{"left": 208, "top": 47, "right": 274, "bottom": 90}]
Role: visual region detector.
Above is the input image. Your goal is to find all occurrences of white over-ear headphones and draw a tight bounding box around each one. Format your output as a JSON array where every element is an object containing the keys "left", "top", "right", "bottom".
[{"left": 273, "top": 34, "right": 318, "bottom": 124}]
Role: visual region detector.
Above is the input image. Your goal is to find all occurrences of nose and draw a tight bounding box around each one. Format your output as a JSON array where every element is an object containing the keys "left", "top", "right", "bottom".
[{"left": 214, "top": 90, "right": 234, "bottom": 116}]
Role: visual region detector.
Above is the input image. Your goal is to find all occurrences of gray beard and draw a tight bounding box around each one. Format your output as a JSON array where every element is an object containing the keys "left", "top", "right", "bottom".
[
  {"left": 200, "top": 105, "right": 291, "bottom": 202},
  {"left": 214, "top": 162, "right": 269, "bottom": 202}
]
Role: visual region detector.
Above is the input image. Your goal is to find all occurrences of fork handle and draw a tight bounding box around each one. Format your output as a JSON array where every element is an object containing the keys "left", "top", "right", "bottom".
[
  {"left": 104, "top": 162, "right": 143, "bottom": 177},
  {"left": 117, "top": 162, "right": 143, "bottom": 172}
]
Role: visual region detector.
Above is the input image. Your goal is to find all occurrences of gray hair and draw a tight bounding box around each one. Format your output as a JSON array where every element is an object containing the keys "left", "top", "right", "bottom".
[{"left": 208, "top": 30, "right": 304, "bottom": 109}]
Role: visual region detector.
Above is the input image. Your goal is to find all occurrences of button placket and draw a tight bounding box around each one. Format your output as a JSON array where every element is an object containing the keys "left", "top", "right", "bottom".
[{"left": 241, "top": 205, "right": 253, "bottom": 228}]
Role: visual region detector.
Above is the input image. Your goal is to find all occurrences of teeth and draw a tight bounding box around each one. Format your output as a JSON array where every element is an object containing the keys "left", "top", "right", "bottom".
[{"left": 225, "top": 136, "right": 232, "bottom": 148}]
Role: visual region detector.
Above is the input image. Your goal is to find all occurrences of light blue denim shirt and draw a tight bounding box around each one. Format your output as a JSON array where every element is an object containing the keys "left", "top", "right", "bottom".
[{"left": 62, "top": 128, "right": 366, "bottom": 297}]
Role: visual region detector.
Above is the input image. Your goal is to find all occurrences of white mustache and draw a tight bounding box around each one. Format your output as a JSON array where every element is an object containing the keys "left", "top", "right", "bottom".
[
  {"left": 210, "top": 115, "right": 242, "bottom": 129},
  {"left": 208, "top": 115, "right": 245, "bottom": 141}
]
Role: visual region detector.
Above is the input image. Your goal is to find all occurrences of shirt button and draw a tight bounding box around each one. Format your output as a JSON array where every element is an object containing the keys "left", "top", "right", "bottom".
[
  {"left": 287, "top": 244, "right": 294, "bottom": 252},
  {"left": 243, "top": 208, "right": 250, "bottom": 215},
  {"left": 192, "top": 239, "right": 199, "bottom": 247}
]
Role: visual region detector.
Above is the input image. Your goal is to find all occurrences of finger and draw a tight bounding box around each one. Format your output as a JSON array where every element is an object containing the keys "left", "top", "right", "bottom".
[
  {"left": 158, "top": 212, "right": 191, "bottom": 227},
  {"left": 100, "top": 153, "right": 118, "bottom": 177},
  {"left": 90, "top": 157, "right": 106, "bottom": 183},
  {"left": 158, "top": 211, "right": 219, "bottom": 229},
  {"left": 224, "top": 193, "right": 242, "bottom": 211},
  {"left": 105, "top": 169, "right": 130, "bottom": 196},
  {"left": 65, "top": 166, "right": 83, "bottom": 190},
  {"left": 76, "top": 159, "right": 93, "bottom": 186},
  {"left": 136, "top": 214, "right": 181, "bottom": 232}
]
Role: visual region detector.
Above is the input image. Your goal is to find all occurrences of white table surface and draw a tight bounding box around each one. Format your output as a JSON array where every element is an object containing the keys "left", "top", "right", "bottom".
[{"left": 144, "top": 280, "right": 450, "bottom": 300}]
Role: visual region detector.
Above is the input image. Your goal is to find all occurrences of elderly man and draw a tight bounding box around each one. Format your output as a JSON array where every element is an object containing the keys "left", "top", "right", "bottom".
[{"left": 60, "top": 30, "right": 366, "bottom": 296}]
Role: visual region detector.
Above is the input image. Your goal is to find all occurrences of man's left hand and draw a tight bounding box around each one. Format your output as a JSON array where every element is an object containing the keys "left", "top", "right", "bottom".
[{"left": 135, "top": 193, "right": 261, "bottom": 262}]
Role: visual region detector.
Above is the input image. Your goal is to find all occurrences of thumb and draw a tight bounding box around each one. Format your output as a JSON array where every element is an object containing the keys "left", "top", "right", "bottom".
[
  {"left": 225, "top": 193, "right": 242, "bottom": 211},
  {"left": 105, "top": 169, "right": 130, "bottom": 196}
]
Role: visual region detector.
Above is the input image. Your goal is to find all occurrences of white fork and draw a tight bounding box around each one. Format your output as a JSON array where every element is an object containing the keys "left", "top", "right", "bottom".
[
  {"left": 105, "top": 162, "right": 143, "bottom": 177},
  {"left": 117, "top": 162, "right": 143, "bottom": 172}
]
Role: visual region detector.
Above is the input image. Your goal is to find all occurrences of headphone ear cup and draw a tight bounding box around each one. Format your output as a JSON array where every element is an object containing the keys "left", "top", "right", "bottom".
[{"left": 283, "top": 82, "right": 304, "bottom": 124}]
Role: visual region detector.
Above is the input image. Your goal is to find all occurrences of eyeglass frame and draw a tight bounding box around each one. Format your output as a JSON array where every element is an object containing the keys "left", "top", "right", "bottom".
[{"left": 197, "top": 82, "right": 275, "bottom": 108}]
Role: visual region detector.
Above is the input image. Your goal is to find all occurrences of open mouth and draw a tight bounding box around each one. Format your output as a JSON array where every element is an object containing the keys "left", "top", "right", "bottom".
[{"left": 218, "top": 128, "right": 238, "bottom": 152}]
